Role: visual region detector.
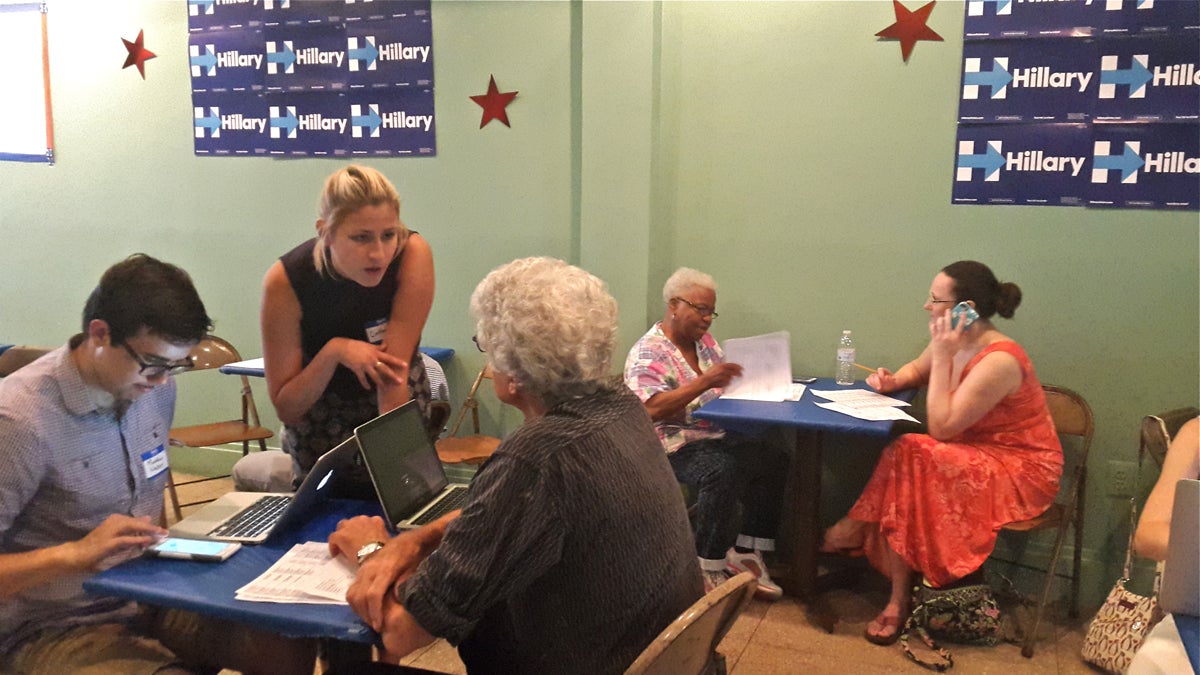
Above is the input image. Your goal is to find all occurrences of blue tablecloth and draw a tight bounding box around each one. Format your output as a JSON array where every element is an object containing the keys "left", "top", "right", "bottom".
[
  {"left": 85, "top": 499, "right": 382, "bottom": 643},
  {"left": 694, "top": 377, "right": 917, "bottom": 436},
  {"left": 1177, "top": 614, "right": 1199, "bottom": 673}
]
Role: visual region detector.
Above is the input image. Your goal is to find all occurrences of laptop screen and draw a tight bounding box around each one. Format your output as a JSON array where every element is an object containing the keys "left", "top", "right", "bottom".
[{"left": 354, "top": 401, "right": 448, "bottom": 526}]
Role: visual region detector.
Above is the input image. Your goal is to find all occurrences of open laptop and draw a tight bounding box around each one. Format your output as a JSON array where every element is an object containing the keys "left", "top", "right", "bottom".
[
  {"left": 169, "top": 437, "right": 358, "bottom": 544},
  {"left": 354, "top": 400, "right": 471, "bottom": 531},
  {"left": 1160, "top": 478, "right": 1199, "bottom": 616}
]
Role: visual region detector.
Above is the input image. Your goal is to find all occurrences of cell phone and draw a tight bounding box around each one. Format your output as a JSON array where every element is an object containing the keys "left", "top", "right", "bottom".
[
  {"left": 950, "top": 301, "right": 979, "bottom": 330},
  {"left": 792, "top": 377, "right": 818, "bottom": 384},
  {"left": 147, "top": 537, "right": 241, "bottom": 562}
]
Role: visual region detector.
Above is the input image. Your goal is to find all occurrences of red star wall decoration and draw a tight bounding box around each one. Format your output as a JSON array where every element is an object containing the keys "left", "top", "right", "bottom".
[
  {"left": 122, "top": 29, "right": 156, "bottom": 79},
  {"left": 876, "top": 0, "right": 943, "bottom": 63},
  {"left": 470, "top": 75, "right": 518, "bottom": 128}
]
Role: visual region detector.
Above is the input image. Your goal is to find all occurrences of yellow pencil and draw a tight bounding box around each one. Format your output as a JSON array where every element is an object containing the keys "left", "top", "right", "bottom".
[{"left": 852, "top": 362, "right": 877, "bottom": 374}]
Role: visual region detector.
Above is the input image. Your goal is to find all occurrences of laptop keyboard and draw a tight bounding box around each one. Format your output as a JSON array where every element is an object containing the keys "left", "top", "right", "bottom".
[
  {"left": 411, "top": 486, "right": 470, "bottom": 526},
  {"left": 209, "top": 495, "right": 292, "bottom": 539}
]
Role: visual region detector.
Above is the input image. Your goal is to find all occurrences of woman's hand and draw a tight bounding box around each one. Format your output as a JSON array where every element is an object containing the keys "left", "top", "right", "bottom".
[
  {"left": 928, "top": 312, "right": 968, "bottom": 362},
  {"left": 334, "top": 339, "right": 407, "bottom": 391},
  {"left": 702, "top": 362, "right": 743, "bottom": 389},
  {"left": 328, "top": 515, "right": 392, "bottom": 563},
  {"left": 867, "top": 368, "right": 897, "bottom": 392}
]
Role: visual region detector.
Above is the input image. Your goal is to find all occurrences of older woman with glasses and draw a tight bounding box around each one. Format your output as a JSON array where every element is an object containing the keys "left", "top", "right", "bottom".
[
  {"left": 822, "top": 260, "right": 1062, "bottom": 646},
  {"left": 328, "top": 257, "right": 701, "bottom": 673},
  {"left": 624, "top": 267, "right": 788, "bottom": 599}
]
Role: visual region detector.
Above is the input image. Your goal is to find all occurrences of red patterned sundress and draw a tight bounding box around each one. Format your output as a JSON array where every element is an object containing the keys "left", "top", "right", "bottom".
[{"left": 848, "top": 341, "right": 1063, "bottom": 587}]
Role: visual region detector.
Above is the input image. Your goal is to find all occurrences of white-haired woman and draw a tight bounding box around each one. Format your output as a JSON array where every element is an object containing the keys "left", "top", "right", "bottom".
[
  {"left": 329, "top": 257, "right": 702, "bottom": 673},
  {"left": 624, "top": 267, "right": 788, "bottom": 600},
  {"left": 260, "top": 165, "right": 434, "bottom": 493}
]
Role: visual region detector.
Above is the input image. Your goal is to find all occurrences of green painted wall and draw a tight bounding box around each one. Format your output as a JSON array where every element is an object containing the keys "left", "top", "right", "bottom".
[{"left": 2, "top": 0, "right": 1196, "bottom": 602}]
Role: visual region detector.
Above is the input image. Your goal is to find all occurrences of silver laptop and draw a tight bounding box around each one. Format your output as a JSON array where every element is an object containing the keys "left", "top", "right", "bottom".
[
  {"left": 354, "top": 400, "right": 471, "bottom": 531},
  {"left": 169, "top": 437, "right": 357, "bottom": 544},
  {"left": 1160, "top": 478, "right": 1199, "bottom": 616}
]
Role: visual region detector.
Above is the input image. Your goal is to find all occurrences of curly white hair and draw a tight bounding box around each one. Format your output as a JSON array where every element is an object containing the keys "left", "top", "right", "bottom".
[
  {"left": 661, "top": 267, "right": 717, "bottom": 304},
  {"left": 470, "top": 257, "right": 619, "bottom": 406}
]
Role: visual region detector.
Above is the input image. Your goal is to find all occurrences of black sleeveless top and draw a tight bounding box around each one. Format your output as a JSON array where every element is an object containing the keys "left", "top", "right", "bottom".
[
  {"left": 280, "top": 238, "right": 402, "bottom": 398},
  {"left": 277, "top": 237, "right": 431, "bottom": 482}
]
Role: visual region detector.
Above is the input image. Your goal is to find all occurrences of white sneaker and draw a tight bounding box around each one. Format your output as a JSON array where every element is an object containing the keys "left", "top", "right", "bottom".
[
  {"left": 725, "top": 548, "right": 783, "bottom": 601},
  {"left": 701, "top": 568, "right": 730, "bottom": 594}
]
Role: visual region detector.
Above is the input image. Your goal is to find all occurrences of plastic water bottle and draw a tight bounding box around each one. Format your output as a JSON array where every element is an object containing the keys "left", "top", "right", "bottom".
[{"left": 835, "top": 330, "right": 855, "bottom": 385}]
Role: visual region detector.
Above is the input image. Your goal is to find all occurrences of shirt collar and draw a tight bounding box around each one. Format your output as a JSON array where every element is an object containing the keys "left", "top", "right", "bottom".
[{"left": 59, "top": 336, "right": 114, "bottom": 416}]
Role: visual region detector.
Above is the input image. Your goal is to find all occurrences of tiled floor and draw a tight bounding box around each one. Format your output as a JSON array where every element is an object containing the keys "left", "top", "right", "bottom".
[
  {"left": 395, "top": 579, "right": 1097, "bottom": 675},
  {"left": 172, "top": 474, "right": 1095, "bottom": 675}
]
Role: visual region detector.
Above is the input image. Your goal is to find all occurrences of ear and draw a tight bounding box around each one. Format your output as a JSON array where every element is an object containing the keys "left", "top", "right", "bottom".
[
  {"left": 87, "top": 319, "right": 111, "bottom": 345},
  {"left": 315, "top": 219, "right": 325, "bottom": 234},
  {"left": 964, "top": 300, "right": 977, "bottom": 309},
  {"left": 507, "top": 378, "right": 520, "bottom": 397}
]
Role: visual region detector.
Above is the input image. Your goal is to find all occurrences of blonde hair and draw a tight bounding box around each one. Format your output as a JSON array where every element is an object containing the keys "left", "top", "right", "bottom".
[{"left": 313, "top": 165, "right": 407, "bottom": 278}]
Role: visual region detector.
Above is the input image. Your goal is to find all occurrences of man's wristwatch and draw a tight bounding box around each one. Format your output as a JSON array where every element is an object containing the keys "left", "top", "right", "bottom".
[{"left": 356, "top": 541, "right": 386, "bottom": 565}]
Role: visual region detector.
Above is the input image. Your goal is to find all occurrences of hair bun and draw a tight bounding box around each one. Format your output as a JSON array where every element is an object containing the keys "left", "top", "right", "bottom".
[{"left": 995, "top": 282, "right": 1022, "bottom": 318}]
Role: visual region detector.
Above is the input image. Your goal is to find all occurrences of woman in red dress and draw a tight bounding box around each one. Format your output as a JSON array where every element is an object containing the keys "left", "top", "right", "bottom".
[{"left": 822, "top": 261, "right": 1062, "bottom": 645}]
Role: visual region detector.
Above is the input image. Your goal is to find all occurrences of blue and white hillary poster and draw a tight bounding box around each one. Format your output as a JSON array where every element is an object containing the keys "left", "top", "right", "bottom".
[
  {"left": 193, "top": 91, "right": 270, "bottom": 155},
  {"left": 189, "top": 30, "right": 265, "bottom": 92},
  {"left": 963, "top": 0, "right": 1199, "bottom": 40},
  {"left": 955, "top": 1, "right": 1198, "bottom": 209},
  {"left": 188, "top": 0, "right": 435, "bottom": 157},
  {"left": 1094, "top": 34, "right": 1200, "bottom": 122},
  {"left": 1087, "top": 123, "right": 1199, "bottom": 209},
  {"left": 345, "top": 20, "right": 434, "bottom": 89},
  {"left": 953, "top": 124, "right": 1093, "bottom": 206},
  {"left": 960, "top": 39, "right": 1096, "bottom": 123}
]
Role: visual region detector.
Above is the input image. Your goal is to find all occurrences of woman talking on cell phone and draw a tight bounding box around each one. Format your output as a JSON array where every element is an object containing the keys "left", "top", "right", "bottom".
[{"left": 820, "top": 260, "right": 1062, "bottom": 646}]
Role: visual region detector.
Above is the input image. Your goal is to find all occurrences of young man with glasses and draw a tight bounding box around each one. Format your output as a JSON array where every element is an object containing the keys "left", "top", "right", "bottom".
[{"left": 0, "top": 254, "right": 316, "bottom": 674}]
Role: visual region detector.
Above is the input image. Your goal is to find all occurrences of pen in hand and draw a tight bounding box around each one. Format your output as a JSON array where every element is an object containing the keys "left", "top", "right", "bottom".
[{"left": 852, "top": 362, "right": 877, "bottom": 375}]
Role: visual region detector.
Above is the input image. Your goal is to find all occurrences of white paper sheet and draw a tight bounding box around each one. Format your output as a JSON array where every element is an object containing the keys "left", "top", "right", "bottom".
[
  {"left": 235, "top": 542, "right": 356, "bottom": 605},
  {"left": 810, "top": 389, "right": 918, "bottom": 422},
  {"left": 720, "top": 331, "right": 792, "bottom": 402},
  {"left": 811, "top": 389, "right": 912, "bottom": 408},
  {"left": 815, "top": 401, "right": 920, "bottom": 423}
]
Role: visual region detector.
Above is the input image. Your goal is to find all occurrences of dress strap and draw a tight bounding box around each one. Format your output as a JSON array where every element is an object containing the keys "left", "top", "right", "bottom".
[{"left": 963, "top": 341, "right": 1029, "bottom": 378}]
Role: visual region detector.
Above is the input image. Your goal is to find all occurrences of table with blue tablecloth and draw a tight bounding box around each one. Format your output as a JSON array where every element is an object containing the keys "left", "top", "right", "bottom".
[{"left": 693, "top": 378, "right": 917, "bottom": 599}]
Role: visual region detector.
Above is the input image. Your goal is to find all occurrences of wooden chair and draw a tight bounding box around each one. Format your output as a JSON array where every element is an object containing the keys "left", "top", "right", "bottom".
[
  {"left": 998, "top": 384, "right": 1093, "bottom": 658},
  {"left": 0, "top": 346, "right": 52, "bottom": 377},
  {"left": 434, "top": 364, "right": 501, "bottom": 465},
  {"left": 166, "top": 335, "right": 273, "bottom": 520},
  {"left": 625, "top": 571, "right": 756, "bottom": 675},
  {"left": 1142, "top": 407, "right": 1200, "bottom": 467}
]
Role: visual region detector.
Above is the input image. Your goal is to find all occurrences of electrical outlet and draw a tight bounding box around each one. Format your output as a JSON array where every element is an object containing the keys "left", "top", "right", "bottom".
[{"left": 1108, "top": 460, "right": 1137, "bottom": 497}]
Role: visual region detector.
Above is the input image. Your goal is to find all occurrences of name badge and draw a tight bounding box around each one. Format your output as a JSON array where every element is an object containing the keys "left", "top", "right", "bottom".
[
  {"left": 364, "top": 317, "right": 387, "bottom": 345},
  {"left": 142, "top": 445, "right": 169, "bottom": 479}
]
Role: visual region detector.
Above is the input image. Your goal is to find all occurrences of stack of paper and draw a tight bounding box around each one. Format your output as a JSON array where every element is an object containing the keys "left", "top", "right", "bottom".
[
  {"left": 811, "top": 389, "right": 919, "bottom": 423},
  {"left": 720, "top": 331, "right": 792, "bottom": 402},
  {"left": 235, "top": 542, "right": 355, "bottom": 604}
]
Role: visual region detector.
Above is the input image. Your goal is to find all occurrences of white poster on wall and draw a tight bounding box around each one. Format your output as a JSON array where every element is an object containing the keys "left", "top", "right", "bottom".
[{"left": 0, "top": 1, "right": 53, "bottom": 163}]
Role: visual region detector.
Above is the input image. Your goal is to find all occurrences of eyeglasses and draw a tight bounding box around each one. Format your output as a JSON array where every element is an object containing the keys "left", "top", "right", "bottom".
[
  {"left": 672, "top": 297, "right": 719, "bottom": 319},
  {"left": 928, "top": 294, "right": 955, "bottom": 305},
  {"left": 120, "top": 343, "right": 195, "bottom": 377},
  {"left": 472, "top": 335, "right": 485, "bottom": 353}
]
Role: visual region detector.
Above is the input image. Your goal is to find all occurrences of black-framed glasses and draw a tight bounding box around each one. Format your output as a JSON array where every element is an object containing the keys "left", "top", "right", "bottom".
[
  {"left": 120, "top": 343, "right": 195, "bottom": 377},
  {"left": 928, "top": 294, "right": 955, "bottom": 304},
  {"left": 471, "top": 335, "right": 485, "bottom": 353},
  {"left": 672, "top": 297, "right": 719, "bottom": 319}
]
